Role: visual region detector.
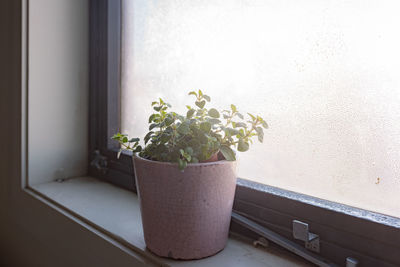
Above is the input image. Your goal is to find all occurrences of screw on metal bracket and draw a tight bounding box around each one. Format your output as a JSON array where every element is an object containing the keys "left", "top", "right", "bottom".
[
  {"left": 292, "top": 220, "right": 320, "bottom": 253},
  {"left": 90, "top": 150, "right": 108, "bottom": 174},
  {"left": 346, "top": 257, "right": 359, "bottom": 267}
]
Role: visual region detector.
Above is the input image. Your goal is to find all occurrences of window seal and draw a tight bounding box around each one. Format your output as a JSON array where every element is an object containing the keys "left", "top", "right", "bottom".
[{"left": 237, "top": 178, "right": 400, "bottom": 229}]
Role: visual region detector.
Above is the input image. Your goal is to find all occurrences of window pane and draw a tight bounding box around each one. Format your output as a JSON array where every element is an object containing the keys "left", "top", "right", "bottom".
[{"left": 121, "top": 0, "right": 400, "bottom": 218}]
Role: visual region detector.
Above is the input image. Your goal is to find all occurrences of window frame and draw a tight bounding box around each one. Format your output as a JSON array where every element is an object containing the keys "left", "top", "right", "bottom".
[
  {"left": 89, "top": 0, "right": 135, "bottom": 191},
  {"left": 89, "top": 1, "right": 400, "bottom": 266}
]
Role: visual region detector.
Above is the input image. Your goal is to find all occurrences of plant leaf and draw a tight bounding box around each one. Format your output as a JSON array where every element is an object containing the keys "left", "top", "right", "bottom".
[
  {"left": 208, "top": 118, "right": 221, "bottom": 125},
  {"left": 203, "top": 95, "right": 211, "bottom": 102},
  {"left": 238, "top": 138, "right": 249, "bottom": 152},
  {"left": 247, "top": 113, "right": 256, "bottom": 120},
  {"left": 144, "top": 131, "right": 153, "bottom": 144},
  {"left": 176, "top": 114, "right": 185, "bottom": 122},
  {"left": 184, "top": 153, "right": 191, "bottom": 162},
  {"left": 185, "top": 147, "right": 194, "bottom": 155},
  {"left": 165, "top": 117, "right": 174, "bottom": 127},
  {"left": 186, "top": 109, "right": 195, "bottom": 119},
  {"left": 160, "top": 133, "right": 171, "bottom": 143},
  {"left": 220, "top": 145, "right": 236, "bottom": 161},
  {"left": 208, "top": 108, "right": 220, "bottom": 118},
  {"left": 231, "top": 104, "right": 237, "bottom": 112},
  {"left": 224, "top": 127, "right": 239, "bottom": 136},
  {"left": 262, "top": 120, "right": 269, "bottom": 129},
  {"left": 128, "top": 137, "right": 140, "bottom": 143},
  {"left": 178, "top": 158, "right": 184, "bottom": 170},
  {"left": 234, "top": 122, "right": 247, "bottom": 128},
  {"left": 149, "top": 123, "right": 158, "bottom": 130},
  {"left": 132, "top": 145, "right": 142, "bottom": 153},
  {"left": 111, "top": 133, "right": 120, "bottom": 140},
  {"left": 148, "top": 114, "right": 156, "bottom": 123},
  {"left": 200, "top": 121, "right": 211, "bottom": 133},
  {"left": 195, "top": 100, "right": 206, "bottom": 109},
  {"left": 236, "top": 112, "right": 244, "bottom": 119},
  {"left": 177, "top": 122, "right": 190, "bottom": 134},
  {"left": 178, "top": 158, "right": 187, "bottom": 171},
  {"left": 256, "top": 126, "right": 264, "bottom": 142}
]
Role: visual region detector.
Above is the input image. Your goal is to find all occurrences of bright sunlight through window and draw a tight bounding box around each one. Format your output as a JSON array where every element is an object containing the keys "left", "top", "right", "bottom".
[{"left": 121, "top": 0, "right": 400, "bottom": 218}]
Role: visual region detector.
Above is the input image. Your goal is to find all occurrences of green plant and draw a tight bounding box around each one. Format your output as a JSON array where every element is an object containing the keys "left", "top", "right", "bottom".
[{"left": 112, "top": 90, "right": 268, "bottom": 170}]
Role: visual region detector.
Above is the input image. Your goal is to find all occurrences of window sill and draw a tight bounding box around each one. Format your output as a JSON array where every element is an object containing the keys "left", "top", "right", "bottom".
[{"left": 31, "top": 176, "right": 310, "bottom": 266}]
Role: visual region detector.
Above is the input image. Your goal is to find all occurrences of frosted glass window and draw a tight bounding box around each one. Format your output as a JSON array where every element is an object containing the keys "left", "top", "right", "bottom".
[{"left": 121, "top": 0, "right": 400, "bottom": 218}]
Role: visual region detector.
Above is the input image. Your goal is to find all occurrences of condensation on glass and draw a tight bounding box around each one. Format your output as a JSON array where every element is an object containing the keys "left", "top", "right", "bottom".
[{"left": 121, "top": 0, "right": 400, "bottom": 218}]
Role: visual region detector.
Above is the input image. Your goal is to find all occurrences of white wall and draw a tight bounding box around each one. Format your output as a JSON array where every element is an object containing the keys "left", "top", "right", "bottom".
[
  {"left": 29, "top": 0, "right": 89, "bottom": 185},
  {"left": 0, "top": 1, "right": 146, "bottom": 266}
]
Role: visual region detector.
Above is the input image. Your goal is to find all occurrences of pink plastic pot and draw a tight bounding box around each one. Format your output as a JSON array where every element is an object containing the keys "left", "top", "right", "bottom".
[{"left": 133, "top": 155, "right": 237, "bottom": 260}]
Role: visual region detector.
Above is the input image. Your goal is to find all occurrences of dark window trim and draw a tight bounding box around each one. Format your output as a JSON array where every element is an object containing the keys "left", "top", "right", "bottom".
[
  {"left": 89, "top": 1, "right": 400, "bottom": 266},
  {"left": 89, "top": 0, "right": 135, "bottom": 191}
]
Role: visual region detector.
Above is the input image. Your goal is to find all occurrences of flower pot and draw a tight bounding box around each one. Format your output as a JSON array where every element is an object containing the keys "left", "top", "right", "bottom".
[{"left": 133, "top": 155, "right": 237, "bottom": 260}]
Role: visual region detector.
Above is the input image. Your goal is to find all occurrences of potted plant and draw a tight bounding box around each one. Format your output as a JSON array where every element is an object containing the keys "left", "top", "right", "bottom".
[{"left": 113, "top": 90, "right": 267, "bottom": 260}]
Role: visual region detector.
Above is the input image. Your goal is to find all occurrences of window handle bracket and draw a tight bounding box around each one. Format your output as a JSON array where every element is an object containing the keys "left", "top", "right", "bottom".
[
  {"left": 231, "top": 212, "right": 337, "bottom": 267},
  {"left": 292, "top": 220, "right": 320, "bottom": 253}
]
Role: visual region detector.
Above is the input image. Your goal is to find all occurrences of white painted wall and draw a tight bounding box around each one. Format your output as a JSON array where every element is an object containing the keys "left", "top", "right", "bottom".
[
  {"left": 0, "top": 1, "right": 146, "bottom": 266},
  {"left": 29, "top": 0, "right": 89, "bottom": 185}
]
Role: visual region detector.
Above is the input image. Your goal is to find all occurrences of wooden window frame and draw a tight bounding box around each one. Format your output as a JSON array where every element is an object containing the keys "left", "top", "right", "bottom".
[{"left": 88, "top": 1, "right": 400, "bottom": 266}]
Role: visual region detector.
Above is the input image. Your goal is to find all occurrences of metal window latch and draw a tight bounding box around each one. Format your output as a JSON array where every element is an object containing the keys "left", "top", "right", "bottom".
[
  {"left": 293, "top": 220, "right": 320, "bottom": 253},
  {"left": 90, "top": 150, "right": 108, "bottom": 174}
]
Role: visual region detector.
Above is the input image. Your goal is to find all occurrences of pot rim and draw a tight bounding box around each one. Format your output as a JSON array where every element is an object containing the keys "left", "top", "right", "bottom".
[{"left": 133, "top": 154, "right": 236, "bottom": 167}]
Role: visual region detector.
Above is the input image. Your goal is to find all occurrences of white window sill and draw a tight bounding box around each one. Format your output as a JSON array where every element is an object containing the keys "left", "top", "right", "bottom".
[{"left": 32, "top": 176, "right": 310, "bottom": 266}]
